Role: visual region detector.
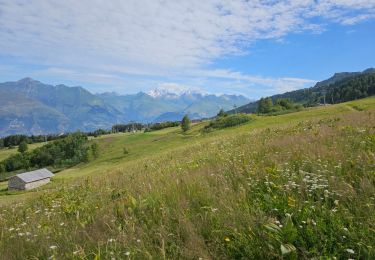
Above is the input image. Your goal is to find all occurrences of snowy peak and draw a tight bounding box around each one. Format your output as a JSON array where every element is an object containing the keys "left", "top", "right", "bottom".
[{"left": 147, "top": 84, "right": 205, "bottom": 98}]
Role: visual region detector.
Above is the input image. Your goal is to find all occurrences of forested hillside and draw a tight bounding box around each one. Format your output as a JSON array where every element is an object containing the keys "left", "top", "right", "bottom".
[{"left": 235, "top": 68, "right": 375, "bottom": 113}]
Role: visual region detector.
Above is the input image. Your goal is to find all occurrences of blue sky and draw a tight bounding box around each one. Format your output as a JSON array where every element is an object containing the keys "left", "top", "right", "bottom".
[{"left": 0, "top": 1, "right": 374, "bottom": 99}]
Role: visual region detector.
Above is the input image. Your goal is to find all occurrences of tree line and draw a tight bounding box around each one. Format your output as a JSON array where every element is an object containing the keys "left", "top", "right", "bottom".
[
  {"left": 112, "top": 123, "right": 144, "bottom": 133},
  {"left": 0, "top": 134, "right": 68, "bottom": 149},
  {"left": 0, "top": 133, "right": 96, "bottom": 178}
]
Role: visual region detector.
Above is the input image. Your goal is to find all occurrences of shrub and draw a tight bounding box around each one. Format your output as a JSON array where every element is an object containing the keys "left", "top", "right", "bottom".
[
  {"left": 205, "top": 114, "right": 251, "bottom": 130},
  {"left": 147, "top": 121, "right": 180, "bottom": 132},
  {"left": 18, "top": 141, "right": 28, "bottom": 153}
]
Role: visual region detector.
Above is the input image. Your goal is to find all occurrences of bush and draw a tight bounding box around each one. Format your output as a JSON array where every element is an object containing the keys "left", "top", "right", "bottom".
[
  {"left": 18, "top": 141, "right": 28, "bottom": 153},
  {"left": 147, "top": 121, "right": 180, "bottom": 132},
  {"left": 0, "top": 163, "right": 5, "bottom": 173},
  {"left": 205, "top": 114, "right": 251, "bottom": 130},
  {"left": 258, "top": 98, "right": 303, "bottom": 115},
  {"left": 91, "top": 143, "right": 99, "bottom": 159}
]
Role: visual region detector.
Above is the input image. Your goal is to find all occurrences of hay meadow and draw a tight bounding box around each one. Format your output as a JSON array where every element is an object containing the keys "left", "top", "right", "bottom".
[{"left": 0, "top": 98, "right": 374, "bottom": 259}]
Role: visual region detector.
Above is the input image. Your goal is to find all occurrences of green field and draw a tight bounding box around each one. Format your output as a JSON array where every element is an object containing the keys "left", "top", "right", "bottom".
[
  {"left": 0, "top": 142, "right": 46, "bottom": 161},
  {"left": 0, "top": 98, "right": 374, "bottom": 259}
]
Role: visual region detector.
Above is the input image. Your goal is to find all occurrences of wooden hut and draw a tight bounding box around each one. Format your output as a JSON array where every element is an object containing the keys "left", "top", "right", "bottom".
[{"left": 8, "top": 168, "right": 54, "bottom": 190}]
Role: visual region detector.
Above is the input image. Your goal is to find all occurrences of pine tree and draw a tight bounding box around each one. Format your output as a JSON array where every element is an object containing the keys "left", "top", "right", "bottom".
[{"left": 217, "top": 109, "right": 227, "bottom": 117}]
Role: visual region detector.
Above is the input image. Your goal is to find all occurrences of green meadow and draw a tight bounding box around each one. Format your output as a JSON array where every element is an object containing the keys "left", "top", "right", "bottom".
[{"left": 0, "top": 97, "right": 374, "bottom": 259}]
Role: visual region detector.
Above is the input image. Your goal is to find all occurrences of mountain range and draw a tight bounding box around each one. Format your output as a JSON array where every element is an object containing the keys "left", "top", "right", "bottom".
[{"left": 0, "top": 78, "right": 249, "bottom": 136}]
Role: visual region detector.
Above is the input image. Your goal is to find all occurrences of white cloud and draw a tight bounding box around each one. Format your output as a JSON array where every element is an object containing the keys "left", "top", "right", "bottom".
[{"left": 0, "top": 0, "right": 374, "bottom": 96}]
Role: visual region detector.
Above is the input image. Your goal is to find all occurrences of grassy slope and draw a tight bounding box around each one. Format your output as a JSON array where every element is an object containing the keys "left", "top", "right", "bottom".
[
  {"left": 0, "top": 97, "right": 374, "bottom": 259},
  {"left": 0, "top": 142, "right": 46, "bottom": 161}
]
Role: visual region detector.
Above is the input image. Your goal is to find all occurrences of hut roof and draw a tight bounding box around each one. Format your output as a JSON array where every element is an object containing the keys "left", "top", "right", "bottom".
[{"left": 15, "top": 168, "right": 54, "bottom": 183}]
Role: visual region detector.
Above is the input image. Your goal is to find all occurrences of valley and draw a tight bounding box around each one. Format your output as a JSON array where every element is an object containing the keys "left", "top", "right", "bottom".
[{"left": 0, "top": 78, "right": 249, "bottom": 136}]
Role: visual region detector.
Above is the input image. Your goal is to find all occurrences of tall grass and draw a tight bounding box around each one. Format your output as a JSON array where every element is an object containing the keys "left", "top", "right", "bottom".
[{"left": 0, "top": 109, "right": 374, "bottom": 259}]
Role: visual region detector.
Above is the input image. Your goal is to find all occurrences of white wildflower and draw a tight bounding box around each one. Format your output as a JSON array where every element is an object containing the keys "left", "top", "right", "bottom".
[
  {"left": 49, "top": 245, "right": 57, "bottom": 250},
  {"left": 345, "top": 249, "right": 355, "bottom": 254}
]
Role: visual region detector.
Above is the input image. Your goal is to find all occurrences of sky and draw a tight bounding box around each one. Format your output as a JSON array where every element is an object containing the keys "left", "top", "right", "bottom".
[{"left": 0, "top": 0, "right": 374, "bottom": 99}]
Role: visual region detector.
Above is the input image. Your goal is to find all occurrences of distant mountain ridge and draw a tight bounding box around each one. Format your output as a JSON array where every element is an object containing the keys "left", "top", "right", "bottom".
[
  {"left": 0, "top": 78, "right": 249, "bottom": 136},
  {"left": 234, "top": 68, "right": 375, "bottom": 114}
]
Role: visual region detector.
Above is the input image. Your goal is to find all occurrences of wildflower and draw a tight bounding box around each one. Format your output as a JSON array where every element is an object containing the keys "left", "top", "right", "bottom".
[
  {"left": 224, "top": 237, "right": 231, "bottom": 242},
  {"left": 60, "top": 222, "right": 65, "bottom": 226},
  {"left": 8, "top": 227, "right": 15, "bottom": 232},
  {"left": 125, "top": 251, "right": 130, "bottom": 256},
  {"left": 18, "top": 233, "right": 25, "bottom": 237},
  {"left": 345, "top": 249, "right": 355, "bottom": 254},
  {"left": 108, "top": 238, "right": 116, "bottom": 243},
  {"left": 136, "top": 239, "right": 141, "bottom": 243},
  {"left": 49, "top": 245, "right": 57, "bottom": 250},
  {"left": 288, "top": 197, "right": 296, "bottom": 207},
  {"left": 343, "top": 227, "right": 348, "bottom": 232}
]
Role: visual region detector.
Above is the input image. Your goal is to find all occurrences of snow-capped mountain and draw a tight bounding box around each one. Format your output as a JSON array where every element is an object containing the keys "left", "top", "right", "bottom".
[
  {"left": 0, "top": 78, "right": 250, "bottom": 136},
  {"left": 147, "top": 84, "right": 206, "bottom": 99}
]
